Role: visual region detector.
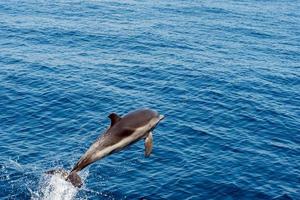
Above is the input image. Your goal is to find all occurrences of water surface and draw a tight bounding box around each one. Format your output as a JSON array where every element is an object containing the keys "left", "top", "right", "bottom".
[{"left": 0, "top": 0, "right": 299, "bottom": 199}]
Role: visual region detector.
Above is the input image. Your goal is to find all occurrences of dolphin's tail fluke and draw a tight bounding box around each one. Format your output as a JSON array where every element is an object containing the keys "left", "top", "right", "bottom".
[
  {"left": 46, "top": 169, "right": 83, "bottom": 188},
  {"left": 67, "top": 171, "right": 83, "bottom": 188}
]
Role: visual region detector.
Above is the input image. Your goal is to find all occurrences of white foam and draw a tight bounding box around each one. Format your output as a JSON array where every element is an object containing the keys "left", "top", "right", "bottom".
[{"left": 31, "top": 170, "right": 89, "bottom": 200}]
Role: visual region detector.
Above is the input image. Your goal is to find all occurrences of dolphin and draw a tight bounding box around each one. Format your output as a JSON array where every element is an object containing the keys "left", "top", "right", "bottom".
[{"left": 46, "top": 109, "right": 164, "bottom": 188}]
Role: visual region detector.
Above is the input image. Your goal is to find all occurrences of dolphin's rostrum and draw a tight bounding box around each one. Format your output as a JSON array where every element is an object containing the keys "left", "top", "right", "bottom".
[{"left": 46, "top": 108, "right": 164, "bottom": 188}]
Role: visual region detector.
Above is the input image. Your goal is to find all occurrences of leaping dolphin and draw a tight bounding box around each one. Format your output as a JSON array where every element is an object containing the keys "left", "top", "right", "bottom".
[{"left": 46, "top": 109, "right": 164, "bottom": 187}]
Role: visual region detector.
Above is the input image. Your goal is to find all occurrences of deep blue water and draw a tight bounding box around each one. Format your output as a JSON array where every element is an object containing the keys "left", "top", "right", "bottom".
[{"left": 0, "top": 0, "right": 299, "bottom": 199}]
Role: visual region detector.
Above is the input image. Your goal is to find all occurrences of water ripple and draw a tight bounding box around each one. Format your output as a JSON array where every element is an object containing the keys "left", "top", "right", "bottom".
[{"left": 0, "top": 0, "right": 299, "bottom": 199}]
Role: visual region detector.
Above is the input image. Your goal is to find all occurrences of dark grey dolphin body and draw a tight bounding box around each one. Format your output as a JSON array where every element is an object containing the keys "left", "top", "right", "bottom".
[{"left": 47, "top": 109, "right": 164, "bottom": 187}]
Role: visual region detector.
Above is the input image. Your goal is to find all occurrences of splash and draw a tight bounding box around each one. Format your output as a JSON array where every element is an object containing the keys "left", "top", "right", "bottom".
[{"left": 31, "top": 170, "right": 89, "bottom": 200}]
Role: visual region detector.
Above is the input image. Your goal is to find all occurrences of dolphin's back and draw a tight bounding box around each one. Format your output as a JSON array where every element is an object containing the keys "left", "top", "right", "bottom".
[
  {"left": 99, "top": 109, "right": 158, "bottom": 146},
  {"left": 115, "top": 109, "right": 158, "bottom": 130}
]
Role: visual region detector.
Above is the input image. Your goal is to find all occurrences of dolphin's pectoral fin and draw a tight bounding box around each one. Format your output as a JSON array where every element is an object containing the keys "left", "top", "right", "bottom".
[
  {"left": 144, "top": 132, "right": 153, "bottom": 157},
  {"left": 108, "top": 113, "right": 122, "bottom": 127}
]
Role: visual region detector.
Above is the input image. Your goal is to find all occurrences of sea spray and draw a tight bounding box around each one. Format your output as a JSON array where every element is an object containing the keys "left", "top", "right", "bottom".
[{"left": 31, "top": 170, "right": 89, "bottom": 200}]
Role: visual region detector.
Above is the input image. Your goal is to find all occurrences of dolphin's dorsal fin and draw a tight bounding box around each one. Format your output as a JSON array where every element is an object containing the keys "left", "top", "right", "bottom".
[{"left": 108, "top": 113, "right": 122, "bottom": 127}]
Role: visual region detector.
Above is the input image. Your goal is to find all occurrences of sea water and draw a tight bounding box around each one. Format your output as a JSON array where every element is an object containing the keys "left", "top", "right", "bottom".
[{"left": 0, "top": 0, "right": 299, "bottom": 199}]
